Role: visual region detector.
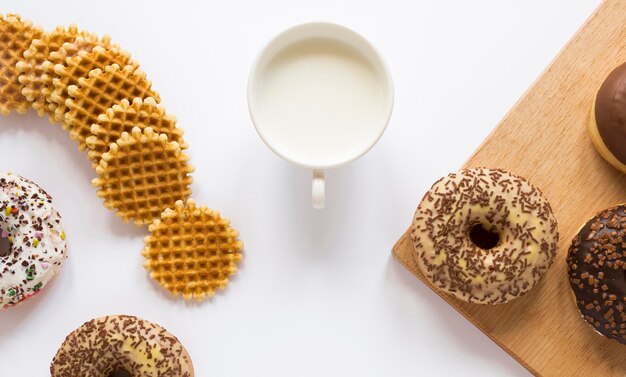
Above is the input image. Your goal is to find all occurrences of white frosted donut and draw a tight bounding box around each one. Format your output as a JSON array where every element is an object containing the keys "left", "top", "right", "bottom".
[
  {"left": 410, "top": 168, "right": 559, "bottom": 304},
  {"left": 0, "top": 173, "right": 67, "bottom": 308}
]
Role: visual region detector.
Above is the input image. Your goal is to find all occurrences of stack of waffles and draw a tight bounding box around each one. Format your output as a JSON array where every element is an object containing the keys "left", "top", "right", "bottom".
[{"left": 1, "top": 14, "right": 243, "bottom": 300}]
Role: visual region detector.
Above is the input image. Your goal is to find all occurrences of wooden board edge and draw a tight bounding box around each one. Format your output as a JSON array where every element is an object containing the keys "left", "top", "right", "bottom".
[
  {"left": 388, "top": 4, "right": 621, "bottom": 376},
  {"left": 391, "top": 229, "right": 539, "bottom": 376}
]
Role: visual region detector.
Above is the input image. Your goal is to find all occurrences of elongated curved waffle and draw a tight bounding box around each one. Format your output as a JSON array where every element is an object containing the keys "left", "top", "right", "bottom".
[
  {"left": 92, "top": 126, "right": 194, "bottom": 225},
  {"left": 87, "top": 96, "right": 184, "bottom": 164},
  {"left": 49, "top": 44, "right": 136, "bottom": 124},
  {"left": 142, "top": 199, "right": 243, "bottom": 301},
  {"left": 16, "top": 25, "right": 95, "bottom": 117},
  {"left": 66, "top": 64, "right": 159, "bottom": 152},
  {"left": 40, "top": 33, "right": 111, "bottom": 122},
  {"left": 0, "top": 14, "right": 43, "bottom": 115}
]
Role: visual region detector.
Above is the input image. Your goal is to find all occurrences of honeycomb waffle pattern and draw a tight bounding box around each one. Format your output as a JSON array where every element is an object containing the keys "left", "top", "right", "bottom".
[
  {"left": 0, "top": 14, "right": 43, "bottom": 115},
  {"left": 16, "top": 25, "right": 93, "bottom": 116},
  {"left": 65, "top": 64, "right": 159, "bottom": 152},
  {"left": 87, "top": 96, "right": 184, "bottom": 164},
  {"left": 92, "top": 126, "right": 194, "bottom": 225},
  {"left": 40, "top": 33, "right": 110, "bottom": 122},
  {"left": 142, "top": 199, "right": 243, "bottom": 301},
  {"left": 2, "top": 14, "right": 246, "bottom": 303},
  {"left": 49, "top": 44, "right": 136, "bottom": 124}
]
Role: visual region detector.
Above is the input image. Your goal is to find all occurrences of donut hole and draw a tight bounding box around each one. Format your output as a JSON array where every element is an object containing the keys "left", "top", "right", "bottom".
[
  {"left": 109, "top": 369, "right": 132, "bottom": 377},
  {"left": 0, "top": 234, "right": 11, "bottom": 257},
  {"left": 469, "top": 223, "right": 500, "bottom": 250}
]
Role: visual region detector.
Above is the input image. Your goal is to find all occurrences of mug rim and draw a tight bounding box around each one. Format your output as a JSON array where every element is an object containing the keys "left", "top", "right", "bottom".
[{"left": 247, "top": 22, "right": 394, "bottom": 170}]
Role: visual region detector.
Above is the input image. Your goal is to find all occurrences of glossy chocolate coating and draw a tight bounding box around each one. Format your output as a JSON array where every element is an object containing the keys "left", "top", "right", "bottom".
[
  {"left": 567, "top": 205, "right": 626, "bottom": 345},
  {"left": 595, "top": 63, "right": 626, "bottom": 164}
]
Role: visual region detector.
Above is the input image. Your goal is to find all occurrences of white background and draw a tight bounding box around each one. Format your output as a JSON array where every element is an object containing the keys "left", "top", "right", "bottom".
[{"left": 0, "top": 1, "right": 600, "bottom": 376}]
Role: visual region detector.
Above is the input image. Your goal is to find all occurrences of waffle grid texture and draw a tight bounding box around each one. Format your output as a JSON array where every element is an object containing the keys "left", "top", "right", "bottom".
[
  {"left": 17, "top": 25, "right": 93, "bottom": 116},
  {"left": 142, "top": 199, "right": 244, "bottom": 301},
  {"left": 49, "top": 43, "right": 135, "bottom": 124},
  {"left": 87, "top": 97, "right": 185, "bottom": 164},
  {"left": 66, "top": 63, "right": 159, "bottom": 152},
  {"left": 3, "top": 14, "right": 244, "bottom": 303},
  {"left": 92, "top": 126, "right": 194, "bottom": 225},
  {"left": 0, "top": 14, "right": 43, "bottom": 115},
  {"left": 41, "top": 33, "right": 113, "bottom": 123}
]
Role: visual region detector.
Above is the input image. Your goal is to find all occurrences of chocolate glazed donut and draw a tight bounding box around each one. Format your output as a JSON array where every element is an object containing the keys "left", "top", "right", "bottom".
[
  {"left": 590, "top": 62, "right": 626, "bottom": 173},
  {"left": 567, "top": 204, "right": 626, "bottom": 345}
]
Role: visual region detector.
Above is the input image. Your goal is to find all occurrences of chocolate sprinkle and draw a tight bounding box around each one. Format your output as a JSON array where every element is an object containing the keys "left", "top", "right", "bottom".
[
  {"left": 50, "top": 315, "right": 194, "bottom": 376},
  {"left": 567, "top": 204, "right": 626, "bottom": 345}
]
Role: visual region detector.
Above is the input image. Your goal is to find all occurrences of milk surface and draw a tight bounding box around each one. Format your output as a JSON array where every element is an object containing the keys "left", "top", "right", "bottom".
[{"left": 255, "top": 37, "right": 388, "bottom": 167}]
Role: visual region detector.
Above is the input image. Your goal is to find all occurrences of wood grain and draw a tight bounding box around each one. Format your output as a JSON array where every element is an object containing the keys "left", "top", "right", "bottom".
[{"left": 392, "top": 1, "right": 626, "bottom": 376}]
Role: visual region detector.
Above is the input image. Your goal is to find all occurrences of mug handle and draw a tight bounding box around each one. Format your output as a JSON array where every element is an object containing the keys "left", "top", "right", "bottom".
[{"left": 312, "top": 170, "right": 325, "bottom": 209}]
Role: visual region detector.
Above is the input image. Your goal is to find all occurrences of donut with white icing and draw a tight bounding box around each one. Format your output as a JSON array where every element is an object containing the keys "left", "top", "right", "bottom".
[
  {"left": 0, "top": 172, "right": 67, "bottom": 308},
  {"left": 410, "top": 168, "right": 559, "bottom": 304}
]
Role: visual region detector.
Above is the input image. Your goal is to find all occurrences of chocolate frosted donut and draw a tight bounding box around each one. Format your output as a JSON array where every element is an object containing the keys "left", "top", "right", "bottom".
[
  {"left": 567, "top": 205, "right": 626, "bottom": 345},
  {"left": 590, "top": 62, "right": 626, "bottom": 173},
  {"left": 411, "top": 168, "right": 559, "bottom": 304},
  {"left": 51, "top": 315, "right": 194, "bottom": 376}
]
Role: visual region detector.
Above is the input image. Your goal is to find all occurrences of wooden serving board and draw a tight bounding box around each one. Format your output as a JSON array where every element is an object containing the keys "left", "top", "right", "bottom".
[{"left": 392, "top": 1, "right": 626, "bottom": 376}]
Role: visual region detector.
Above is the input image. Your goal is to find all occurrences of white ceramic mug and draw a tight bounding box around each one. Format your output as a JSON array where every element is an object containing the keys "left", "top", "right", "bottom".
[{"left": 248, "top": 22, "right": 394, "bottom": 208}]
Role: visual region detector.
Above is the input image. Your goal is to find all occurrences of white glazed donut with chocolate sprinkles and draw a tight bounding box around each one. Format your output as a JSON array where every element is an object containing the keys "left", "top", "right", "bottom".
[
  {"left": 51, "top": 315, "right": 194, "bottom": 376},
  {"left": 0, "top": 172, "right": 67, "bottom": 309},
  {"left": 410, "top": 168, "right": 558, "bottom": 304}
]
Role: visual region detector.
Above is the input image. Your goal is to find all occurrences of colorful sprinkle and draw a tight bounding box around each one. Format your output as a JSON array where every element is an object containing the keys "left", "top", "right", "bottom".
[{"left": 0, "top": 173, "right": 68, "bottom": 308}]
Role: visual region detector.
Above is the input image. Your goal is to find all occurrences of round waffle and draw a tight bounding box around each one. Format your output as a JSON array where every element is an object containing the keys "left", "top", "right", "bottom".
[
  {"left": 49, "top": 43, "right": 136, "bottom": 125},
  {"left": 92, "top": 126, "right": 194, "bottom": 225},
  {"left": 16, "top": 25, "right": 95, "bottom": 117},
  {"left": 65, "top": 64, "right": 159, "bottom": 152},
  {"left": 87, "top": 96, "right": 184, "bottom": 164},
  {"left": 142, "top": 198, "right": 243, "bottom": 301},
  {"left": 0, "top": 14, "right": 43, "bottom": 115},
  {"left": 41, "top": 33, "right": 111, "bottom": 123}
]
